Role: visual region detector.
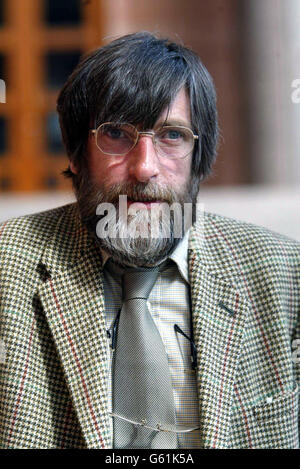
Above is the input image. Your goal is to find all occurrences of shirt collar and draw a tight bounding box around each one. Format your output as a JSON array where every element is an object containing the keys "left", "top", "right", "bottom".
[
  {"left": 100, "top": 229, "right": 190, "bottom": 285},
  {"left": 169, "top": 229, "right": 190, "bottom": 284}
]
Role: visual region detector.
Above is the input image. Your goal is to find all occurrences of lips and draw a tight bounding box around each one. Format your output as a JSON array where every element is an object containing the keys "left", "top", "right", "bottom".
[
  {"left": 127, "top": 198, "right": 162, "bottom": 208},
  {"left": 128, "top": 198, "right": 160, "bottom": 203}
]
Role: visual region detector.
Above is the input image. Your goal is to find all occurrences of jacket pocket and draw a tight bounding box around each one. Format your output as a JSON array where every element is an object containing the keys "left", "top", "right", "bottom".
[
  {"left": 252, "top": 385, "right": 298, "bottom": 423},
  {"left": 230, "top": 385, "right": 299, "bottom": 449}
]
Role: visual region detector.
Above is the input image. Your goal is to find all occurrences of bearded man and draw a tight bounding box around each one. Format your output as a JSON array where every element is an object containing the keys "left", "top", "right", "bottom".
[{"left": 1, "top": 32, "right": 300, "bottom": 450}]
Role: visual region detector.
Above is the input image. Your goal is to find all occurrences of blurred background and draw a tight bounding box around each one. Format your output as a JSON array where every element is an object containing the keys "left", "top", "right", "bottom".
[{"left": 0, "top": 0, "right": 300, "bottom": 239}]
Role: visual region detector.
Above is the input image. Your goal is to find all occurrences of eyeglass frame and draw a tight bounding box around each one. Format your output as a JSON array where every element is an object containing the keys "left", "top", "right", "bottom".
[
  {"left": 90, "top": 121, "right": 199, "bottom": 159},
  {"left": 109, "top": 411, "right": 200, "bottom": 434}
]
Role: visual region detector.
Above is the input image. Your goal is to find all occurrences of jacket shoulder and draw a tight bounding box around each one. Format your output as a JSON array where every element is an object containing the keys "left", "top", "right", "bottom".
[
  {"left": 205, "top": 211, "right": 299, "bottom": 246},
  {"left": 0, "top": 203, "right": 76, "bottom": 260},
  {"left": 190, "top": 211, "right": 300, "bottom": 272}
]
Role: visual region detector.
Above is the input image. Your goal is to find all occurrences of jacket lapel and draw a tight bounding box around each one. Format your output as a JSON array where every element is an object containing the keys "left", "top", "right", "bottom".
[
  {"left": 37, "top": 205, "right": 111, "bottom": 449},
  {"left": 189, "top": 216, "right": 250, "bottom": 448}
]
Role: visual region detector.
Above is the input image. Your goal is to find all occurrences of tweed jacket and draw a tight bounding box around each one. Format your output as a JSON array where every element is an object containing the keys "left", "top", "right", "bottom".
[{"left": 0, "top": 202, "right": 300, "bottom": 449}]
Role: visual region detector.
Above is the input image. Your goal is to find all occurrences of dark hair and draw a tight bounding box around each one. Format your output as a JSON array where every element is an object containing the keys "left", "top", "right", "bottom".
[{"left": 57, "top": 31, "right": 218, "bottom": 186}]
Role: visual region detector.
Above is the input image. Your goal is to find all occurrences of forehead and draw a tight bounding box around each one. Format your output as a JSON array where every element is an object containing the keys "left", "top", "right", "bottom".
[{"left": 154, "top": 87, "right": 191, "bottom": 127}]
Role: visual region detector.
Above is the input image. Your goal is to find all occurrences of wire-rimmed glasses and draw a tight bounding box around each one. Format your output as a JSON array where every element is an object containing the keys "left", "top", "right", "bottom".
[
  {"left": 109, "top": 411, "right": 200, "bottom": 434},
  {"left": 90, "top": 122, "right": 199, "bottom": 159}
]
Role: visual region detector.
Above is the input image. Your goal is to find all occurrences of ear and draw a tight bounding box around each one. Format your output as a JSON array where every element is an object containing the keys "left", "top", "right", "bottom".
[{"left": 69, "top": 161, "right": 78, "bottom": 175}]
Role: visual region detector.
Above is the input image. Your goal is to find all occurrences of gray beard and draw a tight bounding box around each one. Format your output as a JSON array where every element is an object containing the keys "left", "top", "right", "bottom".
[
  {"left": 75, "top": 171, "right": 200, "bottom": 267},
  {"left": 97, "top": 205, "right": 183, "bottom": 267}
]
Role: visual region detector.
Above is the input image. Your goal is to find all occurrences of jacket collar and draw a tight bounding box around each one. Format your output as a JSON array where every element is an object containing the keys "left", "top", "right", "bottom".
[
  {"left": 40, "top": 203, "right": 243, "bottom": 284},
  {"left": 40, "top": 203, "right": 103, "bottom": 275}
]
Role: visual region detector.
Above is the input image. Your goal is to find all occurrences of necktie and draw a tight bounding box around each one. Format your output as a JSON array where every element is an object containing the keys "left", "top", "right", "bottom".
[{"left": 106, "top": 260, "right": 177, "bottom": 449}]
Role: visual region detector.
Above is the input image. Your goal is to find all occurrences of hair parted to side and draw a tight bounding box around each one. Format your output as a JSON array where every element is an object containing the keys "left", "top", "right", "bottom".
[{"left": 57, "top": 31, "right": 218, "bottom": 189}]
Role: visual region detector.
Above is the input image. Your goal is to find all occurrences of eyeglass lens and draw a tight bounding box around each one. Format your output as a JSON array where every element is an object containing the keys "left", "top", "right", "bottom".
[{"left": 96, "top": 123, "right": 195, "bottom": 158}]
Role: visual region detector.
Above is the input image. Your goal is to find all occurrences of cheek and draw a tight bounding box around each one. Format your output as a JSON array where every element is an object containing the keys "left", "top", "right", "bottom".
[
  {"left": 161, "top": 158, "right": 191, "bottom": 184},
  {"left": 87, "top": 139, "right": 127, "bottom": 184},
  {"left": 89, "top": 159, "right": 127, "bottom": 186}
]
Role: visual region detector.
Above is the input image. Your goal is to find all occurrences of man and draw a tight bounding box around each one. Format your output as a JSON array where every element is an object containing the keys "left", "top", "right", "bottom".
[{"left": 0, "top": 32, "right": 300, "bottom": 449}]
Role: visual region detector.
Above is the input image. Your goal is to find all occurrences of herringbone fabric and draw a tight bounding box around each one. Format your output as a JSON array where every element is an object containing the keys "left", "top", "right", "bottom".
[{"left": 0, "top": 202, "right": 300, "bottom": 448}]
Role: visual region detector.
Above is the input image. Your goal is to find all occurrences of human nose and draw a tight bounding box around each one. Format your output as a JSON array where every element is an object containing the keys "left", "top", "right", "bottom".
[{"left": 128, "top": 134, "right": 160, "bottom": 182}]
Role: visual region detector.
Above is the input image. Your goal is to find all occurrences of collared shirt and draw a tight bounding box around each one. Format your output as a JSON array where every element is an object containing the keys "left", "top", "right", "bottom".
[{"left": 101, "top": 231, "right": 201, "bottom": 448}]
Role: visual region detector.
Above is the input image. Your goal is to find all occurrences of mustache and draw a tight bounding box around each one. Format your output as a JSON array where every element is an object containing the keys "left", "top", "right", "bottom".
[
  {"left": 92, "top": 182, "right": 180, "bottom": 205},
  {"left": 75, "top": 170, "right": 199, "bottom": 228}
]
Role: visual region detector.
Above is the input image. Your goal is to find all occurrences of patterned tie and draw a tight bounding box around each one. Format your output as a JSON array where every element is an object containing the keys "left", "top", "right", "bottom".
[{"left": 106, "top": 260, "right": 178, "bottom": 449}]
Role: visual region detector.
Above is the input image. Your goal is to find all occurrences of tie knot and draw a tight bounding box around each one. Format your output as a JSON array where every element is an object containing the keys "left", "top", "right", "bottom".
[
  {"left": 105, "top": 258, "right": 171, "bottom": 302},
  {"left": 122, "top": 268, "right": 159, "bottom": 301}
]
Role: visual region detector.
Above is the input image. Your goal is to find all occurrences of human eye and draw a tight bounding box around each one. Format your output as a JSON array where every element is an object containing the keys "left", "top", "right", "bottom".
[
  {"left": 157, "top": 127, "right": 186, "bottom": 143},
  {"left": 104, "top": 125, "right": 126, "bottom": 140},
  {"left": 163, "top": 129, "right": 181, "bottom": 139}
]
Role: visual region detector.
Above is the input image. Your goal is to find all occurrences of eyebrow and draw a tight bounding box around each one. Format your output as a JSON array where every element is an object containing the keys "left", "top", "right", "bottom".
[{"left": 156, "top": 119, "right": 192, "bottom": 128}]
